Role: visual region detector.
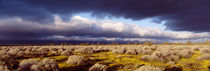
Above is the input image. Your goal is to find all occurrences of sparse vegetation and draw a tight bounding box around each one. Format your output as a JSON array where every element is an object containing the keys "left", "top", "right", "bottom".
[
  {"left": 89, "top": 63, "right": 108, "bottom": 71},
  {"left": 66, "top": 55, "right": 85, "bottom": 65},
  {"left": 197, "top": 54, "right": 210, "bottom": 60},
  {"left": 30, "top": 58, "right": 59, "bottom": 71},
  {"left": 0, "top": 44, "right": 210, "bottom": 71},
  {"left": 134, "top": 65, "right": 163, "bottom": 71}
]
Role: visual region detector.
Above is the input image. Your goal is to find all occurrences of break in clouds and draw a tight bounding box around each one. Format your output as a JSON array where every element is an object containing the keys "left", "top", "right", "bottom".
[{"left": 0, "top": 16, "right": 210, "bottom": 43}]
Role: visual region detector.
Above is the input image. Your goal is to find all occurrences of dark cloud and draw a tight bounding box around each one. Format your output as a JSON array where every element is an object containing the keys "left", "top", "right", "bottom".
[
  {"left": 0, "top": 0, "right": 53, "bottom": 23},
  {"left": 0, "top": 16, "right": 209, "bottom": 41},
  {"left": 0, "top": 0, "right": 210, "bottom": 32},
  {"left": 1, "top": 0, "right": 210, "bottom": 44}
]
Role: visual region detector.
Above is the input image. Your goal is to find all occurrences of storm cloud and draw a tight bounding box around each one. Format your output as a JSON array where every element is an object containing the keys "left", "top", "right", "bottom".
[
  {"left": 1, "top": 0, "right": 210, "bottom": 43},
  {"left": 0, "top": 16, "right": 209, "bottom": 42},
  {"left": 1, "top": 0, "right": 210, "bottom": 32}
]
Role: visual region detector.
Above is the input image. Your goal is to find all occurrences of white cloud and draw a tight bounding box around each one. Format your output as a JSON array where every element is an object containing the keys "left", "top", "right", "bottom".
[
  {"left": 0, "top": 16, "right": 210, "bottom": 42},
  {"left": 52, "top": 16, "right": 210, "bottom": 39}
]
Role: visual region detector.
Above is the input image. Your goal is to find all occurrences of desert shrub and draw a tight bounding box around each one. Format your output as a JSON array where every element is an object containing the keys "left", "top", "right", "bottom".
[
  {"left": 58, "top": 49, "right": 65, "bottom": 53},
  {"left": 200, "top": 48, "right": 210, "bottom": 54},
  {"left": 149, "top": 51, "right": 180, "bottom": 62},
  {"left": 155, "top": 46, "right": 194, "bottom": 58},
  {"left": 136, "top": 48, "right": 144, "bottom": 54},
  {"left": 2, "top": 60, "right": 19, "bottom": 70},
  {"left": 112, "top": 48, "right": 126, "bottom": 54},
  {"left": 0, "top": 64, "right": 10, "bottom": 71},
  {"left": 142, "top": 46, "right": 156, "bottom": 50},
  {"left": 192, "top": 47, "right": 200, "bottom": 51},
  {"left": 37, "top": 48, "right": 49, "bottom": 52},
  {"left": 49, "top": 47, "right": 58, "bottom": 51},
  {"left": 17, "top": 51, "right": 25, "bottom": 57},
  {"left": 7, "top": 48, "right": 20, "bottom": 55},
  {"left": 17, "top": 59, "right": 40, "bottom": 71},
  {"left": 18, "top": 58, "right": 59, "bottom": 71},
  {"left": 150, "top": 46, "right": 158, "bottom": 50},
  {"left": 0, "top": 56, "right": 10, "bottom": 71},
  {"left": 75, "top": 47, "right": 94, "bottom": 54},
  {"left": 89, "top": 63, "right": 108, "bottom": 71},
  {"left": 30, "top": 58, "right": 59, "bottom": 71},
  {"left": 166, "top": 61, "right": 175, "bottom": 65},
  {"left": 142, "top": 49, "right": 153, "bottom": 55},
  {"left": 182, "top": 61, "right": 202, "bottom": 71},
  {"left": 0, "top": 52, "right": 14, "bottom": 61},
  {"left": 197, "top": 54, "right": 210, "bottom": 60},
  {"left": 24, "top": 50, "right": 31, "bottom": 55},
  {"left": 25, "top": 47, "right": 32, "bottom": 52},
  {"left": 66, "top": 47, "right": 80, "bottom": 51},
  {"left": 134, "top": 65, "right": 163, "bottom": 71},
  {"left": 123, "top": 64, "right": 143, "bottom": 70},
  {"left": 141, "top": 55, "right": 151, "bottom": 61},
  {"left": 176, "top": 50, "right": 194, "bottom": 58},
  {"left": 125, "top": 49, "right": 137, "bottom": 55},
  {"left": 66, "top": 55, "right": 85, "bottom": 65},
  {"left": 31, "top": 47, "right": 39, "bottom": 52},
  {"left": 51, "top": 51, "right": 59, "bottom": 55},
  {"left": 0, "top": 52, "right": 19, "bottom": 70},
  {"left": 61, "top": 50, "right": 73, "bottom": 56},
  {"left": 93, "top": 47, "right": 109, "bottom": 53}
]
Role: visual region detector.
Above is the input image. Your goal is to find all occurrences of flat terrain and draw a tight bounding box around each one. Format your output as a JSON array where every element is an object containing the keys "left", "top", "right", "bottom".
[{"left": 1, "top": 45, "right": 210, "bottom": 71}]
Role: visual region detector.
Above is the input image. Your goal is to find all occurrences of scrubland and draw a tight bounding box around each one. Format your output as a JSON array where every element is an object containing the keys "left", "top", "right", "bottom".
[{"left": 1, "top": 45, "right": 210, "bottom": 71}]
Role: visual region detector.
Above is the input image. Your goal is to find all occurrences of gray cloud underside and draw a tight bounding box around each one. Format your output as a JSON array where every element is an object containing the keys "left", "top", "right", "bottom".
[
  {"left": 0, "top": 16, "right": 209, "bottom": 42},
  {"left": 0, "top": 0, "right": 210, "bottom": 32}
]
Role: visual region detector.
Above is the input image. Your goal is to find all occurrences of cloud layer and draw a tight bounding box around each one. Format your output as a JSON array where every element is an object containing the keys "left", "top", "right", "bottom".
[
  {"left": 1, "top": 0, "right": 210, "bottom": 32},
  {"left": 0, "top": 16, "right": 209, "bottom": 43}
]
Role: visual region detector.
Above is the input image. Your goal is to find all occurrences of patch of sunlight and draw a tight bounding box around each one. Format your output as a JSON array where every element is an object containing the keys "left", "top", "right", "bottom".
[
  {"left": 58, "top": 62, "right": 72, "bottom": 68},
  {"left": 48, "top": 55, "right": 68, "bottom": 61},
  {"left": 177, "top": 51, "right": 208, "bottom": 71},
  {"left": 91, "top": 52, "right": 166, "bottom": 71}
]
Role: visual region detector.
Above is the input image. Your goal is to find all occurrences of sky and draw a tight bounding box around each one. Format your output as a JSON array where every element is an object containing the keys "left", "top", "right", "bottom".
[{"left": 0, "top": 0, "right": 210, "bottom": 43}]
